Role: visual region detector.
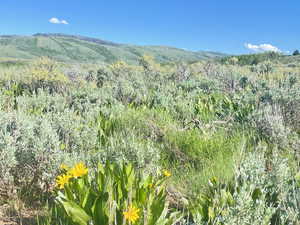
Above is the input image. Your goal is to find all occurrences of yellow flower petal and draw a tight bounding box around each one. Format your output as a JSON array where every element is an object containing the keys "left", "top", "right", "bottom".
[
  {"left": 163, "top": 170, "right": 171, "bottom": 177},
  {"left": 123, "top": 205, "right": 140, "bottom": 223},
  {"left": 56, "top": 174, "right": 72, "bottom": 189},
  {"left": 69, "top": 162, "right": 88, "bottom": 178}
]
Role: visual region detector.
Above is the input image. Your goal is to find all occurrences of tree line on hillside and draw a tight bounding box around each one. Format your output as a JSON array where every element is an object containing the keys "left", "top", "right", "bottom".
[
  {"left": 220, "top": 52, "right": 281, "bottom": 66},
  {"left": 221, "top": 50, "right": 300, "bottom": 66}
]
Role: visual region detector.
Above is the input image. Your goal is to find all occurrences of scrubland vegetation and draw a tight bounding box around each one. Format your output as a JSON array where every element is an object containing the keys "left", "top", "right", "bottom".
[{"left": 0, "top": 53, "right": 299, "bottom": 225}]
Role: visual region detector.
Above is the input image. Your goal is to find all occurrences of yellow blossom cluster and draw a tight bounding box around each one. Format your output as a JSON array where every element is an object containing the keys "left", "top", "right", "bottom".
[{"left": 56, "top": 162, "right": 88, "bottom": 189}]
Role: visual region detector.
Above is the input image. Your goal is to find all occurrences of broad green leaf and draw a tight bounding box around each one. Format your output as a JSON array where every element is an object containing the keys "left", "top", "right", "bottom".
[
  {"left": 60, "top": 200, "right": 91, "bottom": 225},
  {"left": 92, "top": 196, "right": 109, "bottom": 225}
]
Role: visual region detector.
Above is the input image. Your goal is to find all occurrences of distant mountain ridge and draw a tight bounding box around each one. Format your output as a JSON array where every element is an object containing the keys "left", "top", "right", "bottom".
[
  {"left": 33, "top": 33, "right": 120, "bottom": 47},
  {"left": 0, "top": 33, "right": 227, "bottom": 64}
]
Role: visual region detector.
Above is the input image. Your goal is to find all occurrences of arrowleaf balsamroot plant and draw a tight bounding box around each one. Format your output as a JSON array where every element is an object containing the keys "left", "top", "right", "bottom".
[{"left": 38, "top": 162, "right": 182, "bottom": 225}]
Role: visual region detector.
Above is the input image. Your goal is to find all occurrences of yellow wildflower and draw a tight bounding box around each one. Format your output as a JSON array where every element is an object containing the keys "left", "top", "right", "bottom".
[
  {"left": 56, "top": 174, "right": 72, "bottom": 189},
  {"left": 163, "top": 170, "right": 171, "bottom": 177},
  {"left": 69, "top": 162, "right": 88, "bottom": 178},
  {"left": 123, "top": 205, "right": 140, "bottom": 223}
]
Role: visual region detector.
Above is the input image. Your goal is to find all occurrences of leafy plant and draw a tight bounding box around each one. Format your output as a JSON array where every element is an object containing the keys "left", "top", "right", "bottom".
[
  {"left": 40, "top": 162, "right": 182, "bottom": 225},
  {"left": 189, "top": 177, "right": 235, "bottom": 224}
]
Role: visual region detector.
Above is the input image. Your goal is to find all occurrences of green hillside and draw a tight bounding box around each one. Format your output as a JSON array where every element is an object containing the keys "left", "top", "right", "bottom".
[{"left": 0, "top": 33, "right": 226, "bottom": 64}]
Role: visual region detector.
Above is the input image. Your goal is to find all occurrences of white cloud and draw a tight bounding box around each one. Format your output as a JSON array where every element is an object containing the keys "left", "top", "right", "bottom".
[
  {"left": 245, "top": 43, "right": 281, "bottom": 52},
  {"left": 49, "top": 17, "right": 69, "bottom": 25},
  {"left": 61, "top": 20, "right": 69, "bottom": 25},
  {"left": 49, "top": 18, "right": 60, "bottom": 24}
]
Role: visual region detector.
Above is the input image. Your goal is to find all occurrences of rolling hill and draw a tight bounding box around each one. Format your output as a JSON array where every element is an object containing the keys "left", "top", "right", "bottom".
[{"left": 0, "top": 33, "right": 226, "bottom": 64}]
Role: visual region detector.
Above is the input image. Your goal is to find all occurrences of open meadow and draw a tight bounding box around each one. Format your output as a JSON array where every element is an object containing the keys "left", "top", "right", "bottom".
[{"left": 0, "top": 52, "right": 299, "bottom": 224}]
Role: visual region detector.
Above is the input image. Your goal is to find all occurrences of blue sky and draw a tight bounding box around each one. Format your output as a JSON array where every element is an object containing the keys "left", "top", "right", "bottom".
[{"left": 0, "top": 0, "right": 299, "bottom": 54}]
